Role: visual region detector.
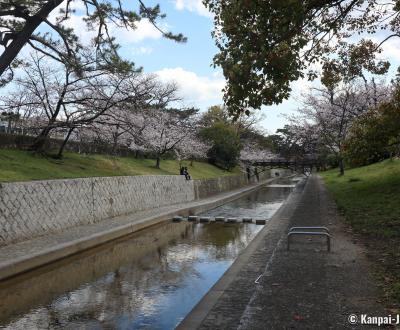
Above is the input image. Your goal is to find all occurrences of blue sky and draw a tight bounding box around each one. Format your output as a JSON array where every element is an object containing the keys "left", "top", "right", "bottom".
[{"left": 123, "top": 1, "right": 217, "bottom": 75}]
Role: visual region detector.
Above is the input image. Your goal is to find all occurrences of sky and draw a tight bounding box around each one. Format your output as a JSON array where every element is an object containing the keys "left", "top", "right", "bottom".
[{"left": 7, "top": 0, "right": 400, "bottom": 134}]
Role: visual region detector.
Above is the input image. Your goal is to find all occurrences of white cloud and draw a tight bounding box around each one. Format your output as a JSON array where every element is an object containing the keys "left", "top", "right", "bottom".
[
  {"left": 373, "top": 36, "right": 400, "bottom": 66},
  {"left": 132, "top": 46, "right": 153, "bottom": 55},
  {"left": 58, "top": 14, "right": 93, "bottom": 44},
  {"left": 114, "top": 19, "right": 163, "bottom": 44},
  {"left": 48, "top": 10, "right": 162, "bottom": 46},
  {"left": 174, "top": 0, "right": 212, "bottom": 18},
  {"left": 155, "top": 67, "right": 225, "bottom": 108},
  {"left": 68, "top": 1, "right": 87, "bottom": 12}
]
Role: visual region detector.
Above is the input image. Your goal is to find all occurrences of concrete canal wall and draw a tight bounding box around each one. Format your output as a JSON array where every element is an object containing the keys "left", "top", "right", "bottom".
[{"left": 0, "top": 172, "right": 270, "bottom": 246}]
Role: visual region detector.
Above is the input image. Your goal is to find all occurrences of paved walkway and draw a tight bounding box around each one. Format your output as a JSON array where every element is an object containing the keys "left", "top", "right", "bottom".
[
  {"left": 0, "top": 179, "right": 272, "bottom": 281},
  {"left": 180, "top": 176, "right": 384, "bottom": 329}
]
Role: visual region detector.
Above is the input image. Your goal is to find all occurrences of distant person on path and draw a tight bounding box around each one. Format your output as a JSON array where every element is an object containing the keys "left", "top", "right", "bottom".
[
  {"left": 183, "top": 167, "right": 191, "bottom": 180},
  {"left": 246, "top": 167, "right": 251, "bottom": 181},
  {"left": 254, "top": 167, "right": 259, "bottom": 182},
  {"left": 180, "top": 166, "right": 184, "bottom": 175}
]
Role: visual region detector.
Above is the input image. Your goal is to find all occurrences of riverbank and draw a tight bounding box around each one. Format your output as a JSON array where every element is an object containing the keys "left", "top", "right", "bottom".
[
  {"left": 0, "top": 181, "right": 294, "bottom": 329},
  {"left": 321, "top": 159, "right": 400, "bottom": 310},
  {"left": 180, "top": 176, "right": 385, "bottom": 329},
  {"left": 0, "top": 148, "right": 240, "bottom": 182},
  {"left": 0, "top": 176, "right": 275, "bottom": 281}
]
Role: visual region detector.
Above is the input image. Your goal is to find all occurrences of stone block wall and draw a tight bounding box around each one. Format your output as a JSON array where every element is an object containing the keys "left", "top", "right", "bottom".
[
  {"left": 193, "top": 175, "right": 248, "bottom": 200},
  {"left": 193, "top": 168, "right": 273, "bottom": 199},
  {"left": 0, "top": 171, "right": 271, "bottom": 246},
  {"left": 0, "top": 176, "right": 194, "bottom": 246}
]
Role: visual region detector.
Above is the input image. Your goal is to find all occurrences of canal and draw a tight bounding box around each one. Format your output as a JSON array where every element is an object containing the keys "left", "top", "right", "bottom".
[{"left": 0, "top": 181, "right": 295, "bottom": 330}]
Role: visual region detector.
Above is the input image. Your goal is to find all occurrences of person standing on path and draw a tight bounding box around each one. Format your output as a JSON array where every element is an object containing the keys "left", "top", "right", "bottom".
[{"left": 183, "top": 167, "right": 191, "bottom": 180}]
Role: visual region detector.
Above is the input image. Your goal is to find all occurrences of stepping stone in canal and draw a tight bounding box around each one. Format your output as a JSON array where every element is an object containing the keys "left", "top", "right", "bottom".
[
  {"left": 255, "top": 219, "right": 267, "bottom": 225},
  {"left": 215, "top": 217, "right": 225, "bottom": 222},
  {"left": 188, "top": 216, "right": 198, "bottom": 222},
  {"left": 173, "top": 216, "right": 183, "bottom": 222},
  {"left": 242, "top": 217, "right": 253, "bottom": 223},
  {"left": 227, "top": 218, "right": 238, "bottom": 223},
  {"left": 200, "top": 217, "right": 210, "bottom": 223}
]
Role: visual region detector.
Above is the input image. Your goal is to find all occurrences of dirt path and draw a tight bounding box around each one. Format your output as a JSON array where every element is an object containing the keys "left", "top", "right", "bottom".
[{"left": 183, "top": 176, "right": 386, "bottom": 329}]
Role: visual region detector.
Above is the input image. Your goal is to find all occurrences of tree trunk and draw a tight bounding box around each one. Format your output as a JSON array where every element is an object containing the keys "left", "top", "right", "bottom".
[
  {"left": 7, "top": 118, "right": 11, "bottom": 134},
  {"left": 112, "top": 135, "right": 118, "bottom": 156},
  {"left": 338, "top": 157, "right": 345, "bottom": 176},
  {"left": 156, "top": 156, "right": 161, "bottom": 169},
  {"left": 57, "top": 127, "right": 74, "bottom": 159},
  {"left": 29, "top": 125, "right": 53, "bottom": 153},
  {"left": 0, "top": 0, "right": 64, "bottom": 77}
]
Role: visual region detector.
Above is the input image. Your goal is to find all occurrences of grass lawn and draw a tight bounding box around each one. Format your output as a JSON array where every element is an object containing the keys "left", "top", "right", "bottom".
[
  {"left": 0, "top": 148, "right": 241, "bottom": 182},
  {"left": 321, "top": 159, "right": 400, "bottom": 307}
]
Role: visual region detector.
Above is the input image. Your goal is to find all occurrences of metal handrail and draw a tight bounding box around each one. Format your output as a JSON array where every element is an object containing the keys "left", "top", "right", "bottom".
[
  {"left": 287, "top": 230, "right": 331, "bottom": 252},
  {"left": 289, "top": 226, "right": 330, "bottom": 233}
]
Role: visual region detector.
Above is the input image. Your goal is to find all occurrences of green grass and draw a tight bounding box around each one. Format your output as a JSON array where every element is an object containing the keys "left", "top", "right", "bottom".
[
  {"left": 321, "top": 159, "right": 400, "bottom": 306},
  {"left": 321, "top": 159, "right": 400, "bottom": 238},
  {"left": 0, "top": 148, "right": 240, "bottom": 182}
]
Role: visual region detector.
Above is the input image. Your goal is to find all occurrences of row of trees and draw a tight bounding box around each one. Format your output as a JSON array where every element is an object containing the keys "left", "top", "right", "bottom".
[
  {"left": 0, "top": 0, "right": 276, "bottom": 170},
  {"left": 0, "top": 51, "right": 196, "bottom": 166},
  {"left": 267, "top": 73, "right": 400, "bottom": 175},
  {"left": 3, "top": 1, "right": 399, "bottom": 174},
  {"left": 9, "top": 48, "right": 399, "bottom": 175},
  {"left": 200, "top": 0, "right": 400, "bottom": 174},
  {"left": 0, "top": 50, "right": 274, "bottom": 169}
]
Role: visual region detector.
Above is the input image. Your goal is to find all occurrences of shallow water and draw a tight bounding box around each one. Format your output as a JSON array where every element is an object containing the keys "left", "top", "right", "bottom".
[{"left": 0, "top": 185, "right": 293, "bottom": 330}]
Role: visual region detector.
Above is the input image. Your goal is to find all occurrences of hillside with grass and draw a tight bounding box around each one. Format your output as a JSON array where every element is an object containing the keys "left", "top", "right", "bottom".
[
  {"left": 321, "top": 159, "right": 400, "bottom": 307},
  {"left": 0, "top": 149, "right": 241, "bottom": 182}
]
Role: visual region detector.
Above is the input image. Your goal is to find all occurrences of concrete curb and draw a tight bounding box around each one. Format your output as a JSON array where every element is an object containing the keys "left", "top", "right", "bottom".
[{"left": 0, "top": 178, "right": 276, "bottom": 282}]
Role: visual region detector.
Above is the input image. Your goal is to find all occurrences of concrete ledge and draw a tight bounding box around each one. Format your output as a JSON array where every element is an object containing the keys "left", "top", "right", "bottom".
[{"left": 0, "top": 178, "right": 277, "bottom": 282}]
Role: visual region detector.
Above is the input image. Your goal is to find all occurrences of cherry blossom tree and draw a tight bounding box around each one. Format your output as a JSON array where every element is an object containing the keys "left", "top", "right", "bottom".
[
  {"left": 175, "top": 131, "right": 210, "bottom": 167},
  {"left": 239, "top": 142, "right": 275, "bottom": 163},
  {"left": 131, "top": 108, "right": 198, "bottom": 168},
  {"left": 0, "top": 51, "right": 182, "bottom": 157},
  {"left": 83, "top": 77, "right": 180, "bottom": 156},
  {"left": 0, "top": 51, "right": 138, "bottom": 154},
  {"left": 292, "top": 81, "right": 390, "bottom": 174}
]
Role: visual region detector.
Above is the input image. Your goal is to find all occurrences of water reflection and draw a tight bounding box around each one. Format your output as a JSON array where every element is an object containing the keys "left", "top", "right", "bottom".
[
  {"left": 0, "top": 186, "right": 292, "bottom": 330},
  {"left": 203, "top": 186, "right": 291, "bottom": 220}
]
